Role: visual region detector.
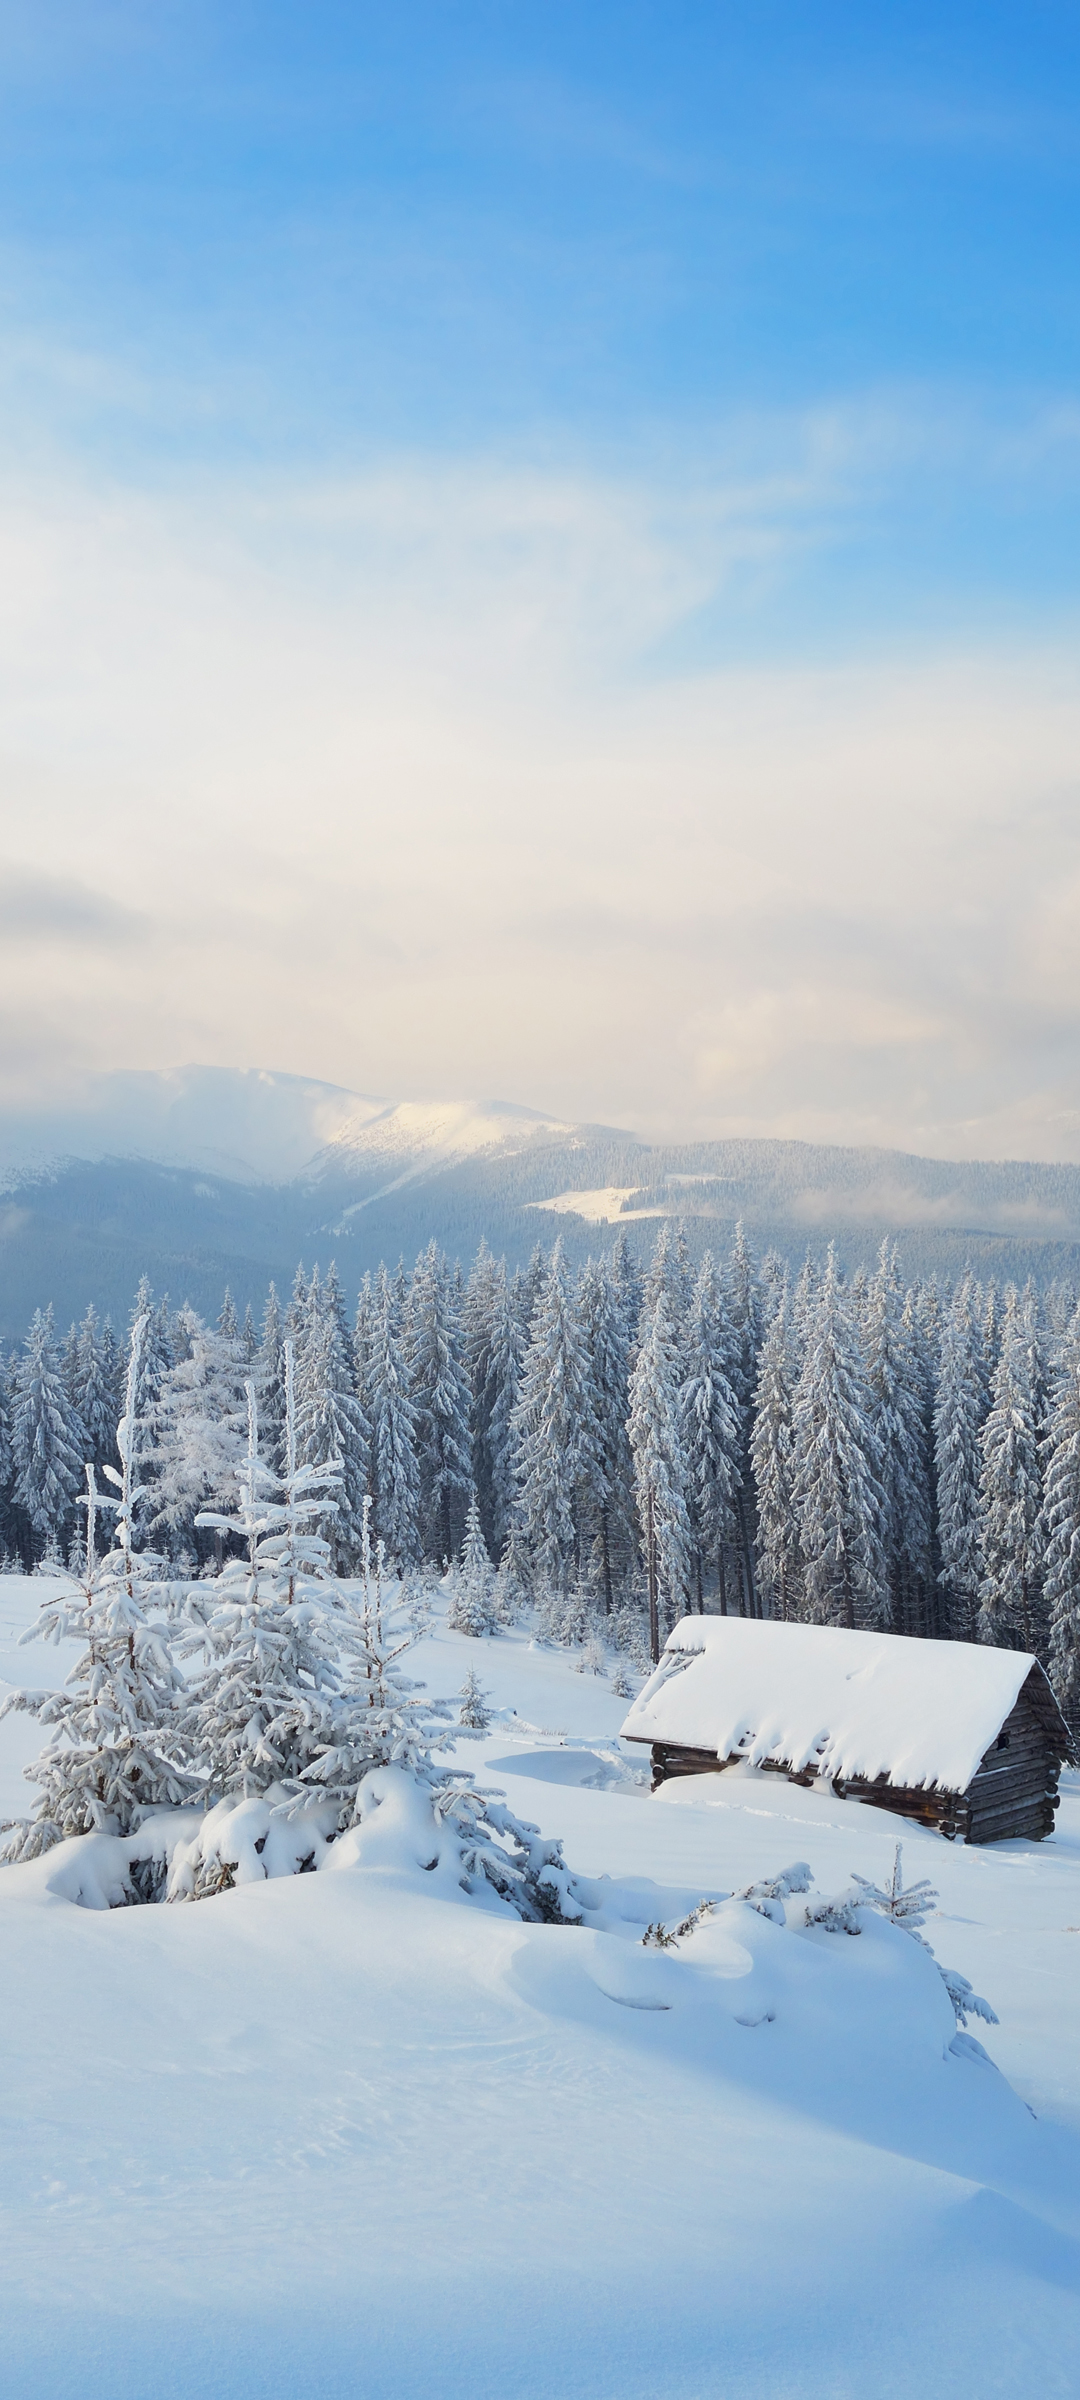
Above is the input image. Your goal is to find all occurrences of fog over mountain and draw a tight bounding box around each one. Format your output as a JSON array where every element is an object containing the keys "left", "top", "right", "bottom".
[{"left": 2, "top": 1065, "right": 1080, "bottom": 1339}]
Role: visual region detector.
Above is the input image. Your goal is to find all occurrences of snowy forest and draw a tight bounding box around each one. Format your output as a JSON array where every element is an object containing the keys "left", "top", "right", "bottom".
[{"left": 1, "top": 1223, "right": 1079, "bottom": 1729}]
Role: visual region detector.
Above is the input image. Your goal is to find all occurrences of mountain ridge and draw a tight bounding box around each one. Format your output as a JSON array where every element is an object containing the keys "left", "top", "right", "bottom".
[{"left": 3, "top": 1066, "right": 1080, "bottom": 1337}]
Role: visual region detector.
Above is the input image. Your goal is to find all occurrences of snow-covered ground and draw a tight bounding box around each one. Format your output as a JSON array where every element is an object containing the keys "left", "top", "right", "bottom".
[{"left": 2, "top": 1575, "right": 1080, "bottom": 2399}]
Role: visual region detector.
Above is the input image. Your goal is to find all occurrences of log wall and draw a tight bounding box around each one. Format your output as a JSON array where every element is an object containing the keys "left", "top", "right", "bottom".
[{"left": 642, "top": 1667, "right": 1069, "bottom": 1843}]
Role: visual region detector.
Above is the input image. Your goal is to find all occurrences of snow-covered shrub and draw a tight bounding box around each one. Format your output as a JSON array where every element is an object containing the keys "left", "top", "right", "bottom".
[
  {"left": 736, "top": 1862, "right": 813, "bottom": 1921},
  {"left": 642, "top": 1898, "right": 716, "bottom": 1949}
]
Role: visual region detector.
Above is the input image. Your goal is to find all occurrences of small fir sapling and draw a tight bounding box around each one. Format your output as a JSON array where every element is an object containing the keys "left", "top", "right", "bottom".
[
  {"left": 458, "top": 1667, "right": 492, "bottom": 1729},
  {"left": 610, "top": 1660, "right": 635, "bottom": 1699},
  {"left": 847, "top": 1845, "right": 999, "bottom": 2028},
  {"left": 448, "top": 1492, "right": 495, "bottom": 1634}
]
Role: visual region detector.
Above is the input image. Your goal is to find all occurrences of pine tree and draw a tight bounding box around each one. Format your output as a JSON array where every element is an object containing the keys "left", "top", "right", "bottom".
[
  {"left": 465, "top": 1243, "right": 508, "bottom": 1549},
  {"left": 790, "top": 1247, "right": 887, "bottom": 1630},
  {"left": 978, "top": 1286, "right": 1044, "bottom": 1652},
  {"left": 862, "top": 1242, "right": 933, "bottom": 1635},
  {"left": 1043, "top": 1301, "right": 1080, "bottom": 1733},
  {"left": 610, "top": 1228, "right": 642, "bottom": 1345},
  {"left": 510, "top": 1241, "right": 599, "bottom": 1598},
  {"left": 680, "top": 1253, "right": 741, "bottom": 1614},
  {"left": 750, "top": 1287, "right": 801, "bottom": 1620},
  {"left": 934, "top": 1273, "right": 988, "bottom": 1642},
  {"left": 127, "top": 1279, "right": 174, "bottom": 1535},
  {"left": 368, "top": 1266, "right": 422, "bottom": 1570},
  {"left": 10, "top": 1306, "right": 85, "bottom": 1564},
  {"left": 628, "top": 1284, "right": 692, "bottom": 1662},
  {"left": 449, "top": 1491, "right": 494, "bottom": 1634},
  {"left": 579, "top": 1253, "right": 636, "bottom": 1611},
  {"left": 457, "top": 1666, "right": 491, "bottom": 1729},
  {"left": 0, "top": 1315, "right": 193, "bottom": 1860},
  {"left": 293, "top": 1263, "right": 369, "bottom": 1569},
  {"left": 73, "top": 1304, "right": 118, "bottom": 1477},
  {"left": 182, "top": 1348, "right": 353, "bottom": 1810},
  {"left": 0, "top": 1351, "right": 13, "bottom": 1562},
  {"left": 407, "top": 1241, "right": 472, "bottom": 1563},
  {"left": 484, "top": 1270, "right": 526, "bottom": 1560},
  {"left": 256, "top": 1282, "right": 287, "bottom": 1470},
  {"left": 152, "top": 1306, "right": 248, "bottom": 1554},
  {"left": 725, "top": 1222, "right": 764, "bottom": 1615}
]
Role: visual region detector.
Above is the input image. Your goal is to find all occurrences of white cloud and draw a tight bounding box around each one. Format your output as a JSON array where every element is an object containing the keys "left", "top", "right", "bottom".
[{"left": 2, "top": 448, "right": 1080, "bottom": 1158}]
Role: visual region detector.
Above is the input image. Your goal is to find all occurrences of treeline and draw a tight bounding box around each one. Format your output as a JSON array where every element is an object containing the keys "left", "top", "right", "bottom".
[{"left": 2, "top": 1226, "right": 1079, "bottom": 1721}]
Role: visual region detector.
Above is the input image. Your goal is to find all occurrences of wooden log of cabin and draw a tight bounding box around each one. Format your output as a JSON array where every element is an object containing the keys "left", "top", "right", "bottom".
[{"left": 620, "top": 1618, "right": 1074, "bottom": 1845}]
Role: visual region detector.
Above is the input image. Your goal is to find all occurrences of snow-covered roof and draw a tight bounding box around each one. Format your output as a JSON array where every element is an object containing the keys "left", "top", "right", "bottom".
[{"left": 620, "top": 1617, "right": 1054, "bottom": 1795}]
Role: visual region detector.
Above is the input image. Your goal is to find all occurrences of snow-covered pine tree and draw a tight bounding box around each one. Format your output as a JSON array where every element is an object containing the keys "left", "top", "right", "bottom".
[
  {"left": 407, "top": 1241, "right": 472, "bottom": 1564},
  {"left": 483, "top": 1268, "right": 526, "bottom": 1562},
  {"left": 642, "top": 1222, "right": 692, "bottom": 1333},
  {"left": 10, "top": 1306, "right": 85, "bottom": 1566},
  {"left": 680, "top": 1252, "right": 741, "bottom": 1614},
  {"left": 368, "top": 1264, "right": 422, "bottom": 1570},
  {"left": 1043, "top": 1300, "right": 1080, "bottom": 1733},
  {"left": 579, "top": 1253, "right": 636, "bottom": 1611},
  {"left": 465, "top": 1242, "right": 507, "bottom": 1548},
  {"left": 750, "top": 1285, "right": 801, "bottom": 1621},
  {"left": 519, "top": 1242, "right": 550, "bottom": 1340},
  {"left": 982, "top": 1281, "right": 1001, "bottom": 1379},
  {"left": 182, "top": 1347, "right": 352, "bottom": 1817},
  {"left": 510, "top": 1240, "right": 600, "bottom": 1600},
  {"left": 610, "top": 1228, "right": 642, "bottom": 1345},
  {"left": 725, "top": 1222, "right": 765, "bottom": 1616},
  {"left": 0, "top": 1351, "right": 13, "bottom": 1560},
  {"left": 628, "top": 1283, "right": 693, "bottom": 1662},
  {"left": 127, "top": 1279, "right": 174, "bottom": 1535},
  {"left": 790, "top": 1246, "right": 888, "bottom": 1630},
  {"left": 60, "top": 1320, "right": 80, "bottom": 1414},
  {"left": 256, "top": 1282, "right": 286, "bottom": 1471},
  {"left": 218, "top": 1288, "right": 239, "bottom": 1345},
  {"left": 352, "top": 1271, "right": 375, "bottom": 1416},
  {"left": 457, "top": 1666, "right": 491, "bottom": 1729},
  {"left": 0, "top": 1315, "right": 193, "bottom": 1861},
  {"left": 294, "top": 1262, "right": 370, "bottom": 1570},
  {"left": 284, "top": 1262, "right": 308, "bottom": 1344},
  {"left": 449, "top": 1490, "right": 495, "bottom": 1634},
  {"left": 791, "top": 1254, "right": 819, "bottom": 1361},
  {"left": 934, "top": 1272, "right": 988, "bottom": 1642},
  {"left": 151, "top": 1305, "right": 248, "bottom": 1557},
  {"left": 862, "top": 1242, "right": 933, "bottom": 1636},
  {"left": 72, "top": 1304, "right": 119, "bottom": 1478},
  {"left": 977, "top": 1285, "right": 1044, "bottom": 1653}
]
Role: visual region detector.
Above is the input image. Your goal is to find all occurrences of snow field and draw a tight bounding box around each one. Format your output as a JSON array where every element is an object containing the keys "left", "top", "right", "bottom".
[{"left": 2, "top": 1577, "right": 1080, "bottom": 2398}]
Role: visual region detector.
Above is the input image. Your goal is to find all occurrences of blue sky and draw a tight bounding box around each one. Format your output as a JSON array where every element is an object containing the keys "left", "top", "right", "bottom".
[
  {"left": 3, "top": 3, "right": 1080, "bottom": 1153},
  {"left": 6, "top": 2, "right": 1080, "bottom": 636}
]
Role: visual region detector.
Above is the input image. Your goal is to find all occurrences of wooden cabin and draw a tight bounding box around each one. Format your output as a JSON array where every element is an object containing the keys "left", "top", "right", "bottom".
[{"left": 619, "top": 1617, "right": 1074, "bottom": 1844}]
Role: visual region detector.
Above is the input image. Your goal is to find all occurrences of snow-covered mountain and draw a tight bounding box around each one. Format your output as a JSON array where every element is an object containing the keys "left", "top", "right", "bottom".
[
  {"left": 0, "top": 1066, "right": 386, "bottom": 1186},
  {"left": 5, "top": 1063, "right": 1080, "bottom": 1337},
  {"left": 0, "top": 1069, "right": 576, "bottom": 1191}
]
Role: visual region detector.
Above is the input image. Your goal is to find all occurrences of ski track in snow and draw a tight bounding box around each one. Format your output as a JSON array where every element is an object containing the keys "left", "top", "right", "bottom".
[{"left": 2, "top": 1576, "right": 1080, "bottom": 2399}]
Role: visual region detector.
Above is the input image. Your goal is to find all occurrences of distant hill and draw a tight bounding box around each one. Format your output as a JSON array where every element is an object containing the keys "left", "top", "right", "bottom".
[{"left": 2, "top": 1066, "right": 1080, "bottom": 1336}]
